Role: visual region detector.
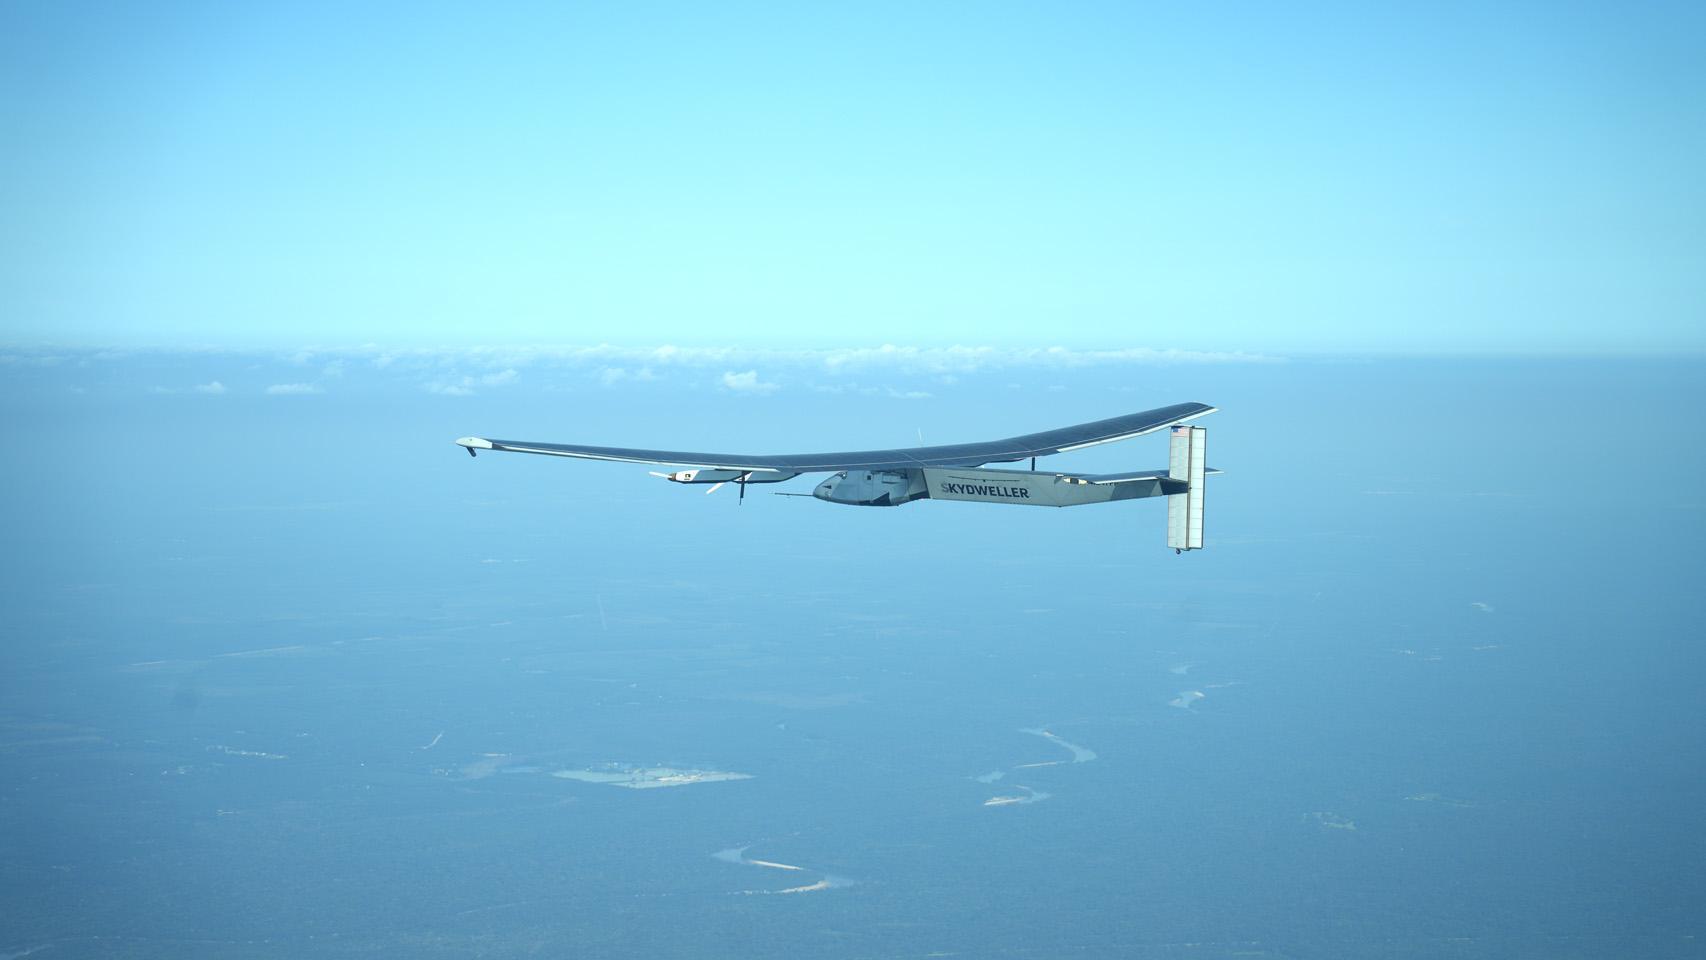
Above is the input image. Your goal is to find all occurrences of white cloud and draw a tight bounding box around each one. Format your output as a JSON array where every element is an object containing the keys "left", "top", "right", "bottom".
[
  {"left": 599, "top": 366, "right": 657, "bottom": 386},
  {"left": 811, "top": 344, "right": 1277, "bottom": 374},
  {"left": 265, "top": 382, "right": 322, "bottom": 395},
  {"left": 0, "top": 352, "right": 66, "bottom": 367},
  {"left": 721, "top": 369, "right": 778, "bottom": 394},
  {"left": 421, "top": 368, "right": 517, "bottom": 396},
  {"left": 811, "top": 382, "right": 931, "bottom": 399},
  {"left": 150, "top": 381, "right": 228, "bottom": 395}
]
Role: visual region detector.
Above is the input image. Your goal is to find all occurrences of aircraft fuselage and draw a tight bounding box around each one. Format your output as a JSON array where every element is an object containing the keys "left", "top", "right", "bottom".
[{"left": 812, "top": 467, "right": 1176, "bottom": 508}]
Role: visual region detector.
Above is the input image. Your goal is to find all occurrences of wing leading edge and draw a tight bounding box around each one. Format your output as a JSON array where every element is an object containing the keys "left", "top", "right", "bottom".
[{"left": 455, "top": 402, "right": 1216, "bottom": 473}]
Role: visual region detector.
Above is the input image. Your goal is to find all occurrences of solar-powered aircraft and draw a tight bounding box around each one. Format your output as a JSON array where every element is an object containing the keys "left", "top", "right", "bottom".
[{"left": 456, "top": 401, "right": 1218, "bottom": 551}]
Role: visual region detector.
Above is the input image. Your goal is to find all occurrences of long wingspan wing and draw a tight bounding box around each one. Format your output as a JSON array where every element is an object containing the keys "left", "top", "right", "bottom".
[{"left": 455, "top": 402, "right": 1216, "bottom": 472}]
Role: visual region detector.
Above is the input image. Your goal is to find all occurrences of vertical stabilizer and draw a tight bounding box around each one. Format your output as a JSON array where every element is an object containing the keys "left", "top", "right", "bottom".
[{"left": 1166, "top": 426, "right": 1206, "bottom": 551}]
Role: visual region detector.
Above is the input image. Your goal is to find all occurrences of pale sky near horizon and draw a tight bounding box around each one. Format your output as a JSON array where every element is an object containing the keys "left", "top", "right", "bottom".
[{"left": 2, "top": 1, "right": 1702, "bottom": 353}]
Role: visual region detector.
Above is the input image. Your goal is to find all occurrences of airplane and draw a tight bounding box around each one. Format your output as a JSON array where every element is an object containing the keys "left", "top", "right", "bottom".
[{"left": 455, "top": 401, "right": 1219, "bottom": 551}]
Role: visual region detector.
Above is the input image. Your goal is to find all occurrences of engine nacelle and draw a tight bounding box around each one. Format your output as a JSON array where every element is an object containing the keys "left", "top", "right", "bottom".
[
  {"left": 812, "top": 469, "right": 929, "bottom": 507},
  {"left": 660, "top": 468, "right": 799, "bottom": 485}
]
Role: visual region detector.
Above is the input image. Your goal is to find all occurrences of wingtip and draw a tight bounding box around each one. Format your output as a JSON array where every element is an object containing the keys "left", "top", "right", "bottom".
[{"left": 455, "top": 437, "right": 494, "bottom": 457}]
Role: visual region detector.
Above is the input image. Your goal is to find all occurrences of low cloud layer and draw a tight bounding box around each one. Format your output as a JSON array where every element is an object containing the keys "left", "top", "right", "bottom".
[
  {"left": 334, "top": 343, "right": 1278, "bottom": 375},
  {"left": 3, "top": 343, "right": 1280, "bottom": 401}
]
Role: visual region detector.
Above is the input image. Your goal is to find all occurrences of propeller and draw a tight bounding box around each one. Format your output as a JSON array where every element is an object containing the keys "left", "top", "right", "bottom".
[
  {"left": 701, "top": 473, "right": 751, "bottom": 503},
  {"left": 649, "top": 468, "right": 751, "bottom": 504}
]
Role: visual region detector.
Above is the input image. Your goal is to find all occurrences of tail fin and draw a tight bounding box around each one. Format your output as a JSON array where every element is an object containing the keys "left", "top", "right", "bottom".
[{"left": 1166, "top": 425, "right": 1207, "bottom": 552}]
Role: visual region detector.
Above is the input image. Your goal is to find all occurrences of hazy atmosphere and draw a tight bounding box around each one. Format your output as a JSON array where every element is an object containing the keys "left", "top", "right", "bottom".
[
  {"left": 4, "top": 2, "right": 1704, "bottom": 352},
  {"left": 4, "top": 3, "right": 1705, "bottom": 959}
]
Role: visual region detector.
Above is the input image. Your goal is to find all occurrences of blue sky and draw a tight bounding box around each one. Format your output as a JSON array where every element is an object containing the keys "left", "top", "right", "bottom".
[{"left": 2, "top": 1, "right": 1702, "bottom": 353}]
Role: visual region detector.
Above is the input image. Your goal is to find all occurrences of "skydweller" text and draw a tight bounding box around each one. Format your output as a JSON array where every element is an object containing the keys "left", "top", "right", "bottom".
[{"left": 939, "top": 482, "right": 1031, "bottom": 499}]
